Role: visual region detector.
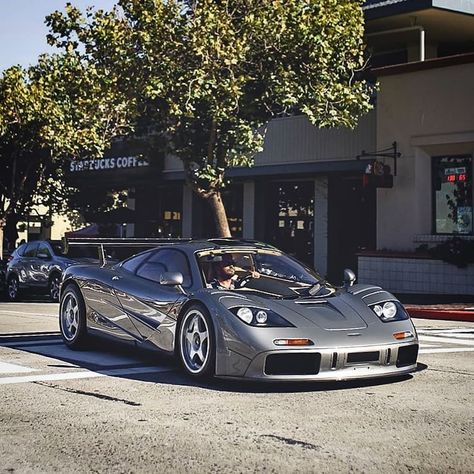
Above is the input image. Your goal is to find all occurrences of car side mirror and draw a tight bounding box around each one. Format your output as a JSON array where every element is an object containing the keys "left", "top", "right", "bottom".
[
  {"left": 160, "top": 271, "right": 184, "bottom": 286},
  {"left": 343, "top": 268, "right": 356, "bottom": 288},
  {"left": 37, "top": 252, "right": 51, "bottom": 260}
]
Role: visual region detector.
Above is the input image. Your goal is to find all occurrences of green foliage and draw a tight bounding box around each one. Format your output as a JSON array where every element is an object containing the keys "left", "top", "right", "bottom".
[
  {"left": 0, "top": 0, "right": 372, "bottom": 237},
  {"left": 0, "top": 19, "right": 136, "bottom": 227},
  {"left": 48, "top": 0, "right": 372, "bottom": 197}
]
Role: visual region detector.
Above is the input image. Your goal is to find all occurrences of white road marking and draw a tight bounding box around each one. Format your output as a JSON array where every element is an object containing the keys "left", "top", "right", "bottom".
[
  {"left": 0, "top": 361, "right": 38, "bottom": 374},
  {"left": 0, "top": 310, "right": 57, "bottom": 317},
  {"left": 418, "top": 335, "right": 474, "bottom": 346},
  {"left": 0, "top": 365, "right": 173, "bottom": 385},
  {"left": 420, "top": 348, "right": 474, "bottom": 354}
]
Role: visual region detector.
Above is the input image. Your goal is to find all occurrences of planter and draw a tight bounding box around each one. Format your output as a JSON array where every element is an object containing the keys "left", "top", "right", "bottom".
[{"left": 357, "top": 253, "right": 474, "bottom": 295}]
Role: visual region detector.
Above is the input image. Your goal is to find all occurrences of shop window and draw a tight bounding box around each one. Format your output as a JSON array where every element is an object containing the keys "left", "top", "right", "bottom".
[
  {"left": 264, "top": 181, "right": 314, "bottom": 265},
  {"left": 432, "top": 156, "right": 473, "bottom": 235}
]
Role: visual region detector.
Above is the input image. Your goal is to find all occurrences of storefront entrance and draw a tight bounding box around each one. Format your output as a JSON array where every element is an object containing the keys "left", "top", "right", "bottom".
[
  {"left": 261, "top": 181, "right": 315, "bottom": 266},
  {"left": 327, "top": 175, "right": 376, "bottom": 284},
  {"left": 135, "top": 185, "right": 183, "bottom": 237}
]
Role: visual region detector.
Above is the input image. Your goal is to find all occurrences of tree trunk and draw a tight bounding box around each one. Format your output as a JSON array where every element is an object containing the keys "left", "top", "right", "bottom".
[{"left": 207, "top": 191, "right": 231, "bottom": 238}]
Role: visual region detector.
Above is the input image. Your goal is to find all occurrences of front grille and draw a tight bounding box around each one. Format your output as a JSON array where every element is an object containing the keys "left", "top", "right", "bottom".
[
  {"left": 347, "top": 351, "right": 380, "bottom": 364},
  {"left": 396, "top": 344, "right": 419, "bottom": 367},
  {"left": 265, "top": 353, "right": 321, "bottom": 376}
]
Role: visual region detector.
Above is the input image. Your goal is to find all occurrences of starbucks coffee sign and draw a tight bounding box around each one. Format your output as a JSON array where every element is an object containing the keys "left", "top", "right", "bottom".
[{"left": 69, "top": 156, "right": 149, "bottom": 172}]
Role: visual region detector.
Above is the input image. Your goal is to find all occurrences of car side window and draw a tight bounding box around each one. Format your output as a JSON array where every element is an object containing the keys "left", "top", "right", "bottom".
[
  {"left": 23, "top": 242, "right": 39, "bottom": 258},
  {"left": 136, "top": 249, "right": 192, "bottom": 287},
  {"left": 121, "top": 251, "right": 152, "bottom": 274},
  {"left": 37, "top": 243, "right": 52, "bottom": 258}
]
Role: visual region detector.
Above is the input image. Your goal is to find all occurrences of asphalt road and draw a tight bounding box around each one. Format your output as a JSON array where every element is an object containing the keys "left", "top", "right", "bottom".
[{"left": 0, "top": 301, "right": 473, "bottom": 473}]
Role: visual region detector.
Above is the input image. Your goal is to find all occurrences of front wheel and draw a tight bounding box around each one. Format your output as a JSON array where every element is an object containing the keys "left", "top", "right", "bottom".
[
  {"left": 178, "top": 305, "right": 215, "bottom": 378},
  {"left": 59, "top": 284, "right": 88, "bottom": 349},
  {"left": 49, "top": 274, "right": 61, "bottom": 302},
  {"left": 7, "top": 275, "right": 20, "bottom": 301}
]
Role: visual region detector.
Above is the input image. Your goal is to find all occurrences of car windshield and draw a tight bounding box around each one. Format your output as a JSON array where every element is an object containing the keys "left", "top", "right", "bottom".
[{"left": 197, "top": 249, "right": 332, "bottom": 298}]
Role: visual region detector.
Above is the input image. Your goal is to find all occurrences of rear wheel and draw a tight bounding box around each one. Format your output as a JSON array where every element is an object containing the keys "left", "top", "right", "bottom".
[
  {"left": 49, "top": 273, "right": 61, "bottom": 302},
  {"left": 59, "top": 284, "right": 88, "bottom": 349},
  {"left": 7, "top": 275, "right": 20, "bottom": 301},
  {"left": 178, "top": 305, "right": 215, "bottom": 378}
]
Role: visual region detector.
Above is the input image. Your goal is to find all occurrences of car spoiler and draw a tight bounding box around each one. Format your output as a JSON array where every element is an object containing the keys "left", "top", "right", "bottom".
[{"left": 62, "top": 237, "right": 192, "bottom": 266}]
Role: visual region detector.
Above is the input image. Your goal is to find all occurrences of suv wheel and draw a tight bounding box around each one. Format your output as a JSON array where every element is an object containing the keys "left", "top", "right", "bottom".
[
  {"left": 7, "top": 275, "right": 20, "bottom": 301},
  {"left": 49, "top": 274, "right": 61, "bottom": 302}
]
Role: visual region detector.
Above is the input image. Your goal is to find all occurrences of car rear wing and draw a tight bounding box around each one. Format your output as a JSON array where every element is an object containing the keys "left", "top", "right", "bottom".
[{"left": 62, "top": 237, "right": 192, "bottom": 266}]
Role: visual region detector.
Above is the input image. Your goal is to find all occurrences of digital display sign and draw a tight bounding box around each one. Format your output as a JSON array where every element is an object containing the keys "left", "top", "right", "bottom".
[{"left": 444, "top": 167, "right": 467, "bottom": 184}]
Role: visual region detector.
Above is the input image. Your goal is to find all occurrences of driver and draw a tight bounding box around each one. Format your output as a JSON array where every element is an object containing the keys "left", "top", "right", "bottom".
[{"left": 210, "top": 254, "right": 260, "bottom": 290}]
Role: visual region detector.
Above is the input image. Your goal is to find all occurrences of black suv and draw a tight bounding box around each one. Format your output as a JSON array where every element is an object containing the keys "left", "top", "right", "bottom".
[{"left": 5, "top": 240, "right": 100, "bottom": 302}]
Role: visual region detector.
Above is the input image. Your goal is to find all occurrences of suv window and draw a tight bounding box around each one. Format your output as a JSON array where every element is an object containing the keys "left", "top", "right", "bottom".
[
  {"left": 37, "top": 243, "right": 52, "bottom": 258},
  {"left": 23, "top": 242, "right": 39, "bottom": 258},
  {"left": 136, "top": 249, "right": 192, "bottom": 287},
  {"left": 14, "top": 243, "right": 28, "bottom": 257}
]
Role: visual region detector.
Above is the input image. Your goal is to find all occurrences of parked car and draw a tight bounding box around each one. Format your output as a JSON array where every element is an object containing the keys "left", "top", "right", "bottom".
[
  {"left": 0, "top": 258, "right": 7, "bottom": 298},
  {"left": 5, "top": 238, "right": 173, "bottom": 302},
  {"left": 59, "top": 238, "right": 419, "bottom": 381},
  {"left": 5, "top": 240, "right": 101, "bottom": 302}
]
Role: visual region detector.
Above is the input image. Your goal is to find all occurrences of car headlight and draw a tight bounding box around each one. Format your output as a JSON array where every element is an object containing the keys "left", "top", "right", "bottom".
[
  {"left": 229, "top": 307, "right": 294, "bottom": 327},
  {"left": 370, "top": 301, "right": 409, "bottom": 322}
]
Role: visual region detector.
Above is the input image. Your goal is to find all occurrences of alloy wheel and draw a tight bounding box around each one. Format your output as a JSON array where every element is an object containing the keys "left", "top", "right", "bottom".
[
  {"left": 7, "top": 277, "right": 19, "bottom": 300},
  {"left": 180, "top": 309, "right": 210, "bottom": 374},
  {"left": 50, "top": 276, "right": 60, "bottom": 301},
  {"left": 60, "top": 292, "right": 80, "bottom": 341}
]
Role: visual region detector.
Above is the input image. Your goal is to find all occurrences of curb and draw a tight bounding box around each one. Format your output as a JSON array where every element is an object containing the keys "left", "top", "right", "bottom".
[{"left": 406, "top": 308, "right": 474, "bottom": 323}]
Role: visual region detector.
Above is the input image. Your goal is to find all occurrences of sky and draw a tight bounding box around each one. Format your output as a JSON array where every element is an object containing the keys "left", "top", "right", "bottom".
[{"left": 0, "top": 0, "right": 117, "bottom": 71}]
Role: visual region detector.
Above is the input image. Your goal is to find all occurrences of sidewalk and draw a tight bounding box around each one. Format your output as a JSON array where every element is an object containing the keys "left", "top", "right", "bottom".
[{"left": 404, "top": 303, "right": 474, "bottom": 323}]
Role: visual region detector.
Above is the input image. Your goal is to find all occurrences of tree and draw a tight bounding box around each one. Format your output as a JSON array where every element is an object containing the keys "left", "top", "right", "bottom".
[
  {"left": 48, "top": 0, "right": 372, "bottom": 237},
  {"left": 0, "top": 49, "right": 136, "bottom": 245}
]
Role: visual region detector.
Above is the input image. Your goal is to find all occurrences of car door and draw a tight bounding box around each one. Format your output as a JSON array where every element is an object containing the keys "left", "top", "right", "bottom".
[
  {"left": 18, "top": 242, "right": 40, "bottom": 287},
  {"left": 80, "top": 266, "right": 144, "bottom": 341},
  {"left": 112, "top": 249, "right": 191, "bottom": 350},
  {"left": 35, "top": 242, "right": 54, "bottom": 288}
]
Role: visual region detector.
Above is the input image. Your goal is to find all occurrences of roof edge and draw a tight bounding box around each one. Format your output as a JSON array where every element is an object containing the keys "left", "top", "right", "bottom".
[{"left": 371, "top": 51, "right": 474, "bottom": 77}]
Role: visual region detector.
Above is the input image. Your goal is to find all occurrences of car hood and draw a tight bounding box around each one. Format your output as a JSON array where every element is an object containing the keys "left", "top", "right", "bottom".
[{"left": 215, "top": 289, "right": 377, "bottom": 331}]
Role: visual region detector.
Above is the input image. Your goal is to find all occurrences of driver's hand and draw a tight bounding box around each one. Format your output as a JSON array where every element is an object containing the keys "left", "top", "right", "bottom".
[{"left": 250, "top": 271, "right": 260, "bottom": 279}]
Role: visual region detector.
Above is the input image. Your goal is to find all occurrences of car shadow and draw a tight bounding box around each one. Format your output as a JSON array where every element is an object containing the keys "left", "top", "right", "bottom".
[
  {"left": 131, "top": 363, "right": 427, "bottom": 394},
  {"left": 0, "top": 331, "right": 426, "bottom": 393}
]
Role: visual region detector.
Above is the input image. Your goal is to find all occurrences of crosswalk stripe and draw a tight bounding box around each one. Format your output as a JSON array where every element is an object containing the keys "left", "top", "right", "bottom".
[
  {"left": 0, "top": 365, "right": 174, "bottom": 385},
  {"left": 0, "top": 310, "right": 57, "bottom": 317},
  {"left": 420, "top": 348, "right": 474, "bottom": 354},
  {"left": 418, "top": 335, "right": 474, "bottom": 346},
  {"left": 0, "top": 362, "right": 38, "bottom": 374}
]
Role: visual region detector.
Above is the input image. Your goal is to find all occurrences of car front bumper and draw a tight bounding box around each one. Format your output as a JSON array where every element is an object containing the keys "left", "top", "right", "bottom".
[{"left": 219, "top": 341, "right": 419, "bottom": 382}]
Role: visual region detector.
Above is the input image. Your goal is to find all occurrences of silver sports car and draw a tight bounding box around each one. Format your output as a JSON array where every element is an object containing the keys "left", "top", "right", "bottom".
[{"left": 59, "top": 239, "right": 419, "bottom": 381}]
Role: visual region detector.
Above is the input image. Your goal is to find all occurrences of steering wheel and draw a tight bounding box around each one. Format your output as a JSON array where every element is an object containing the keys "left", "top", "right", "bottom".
[{"left": 237, "top": 273, "right": 254, "bottom": 287}]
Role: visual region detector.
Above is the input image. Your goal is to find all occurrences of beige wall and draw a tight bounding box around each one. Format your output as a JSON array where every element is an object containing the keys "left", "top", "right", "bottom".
[
  {"left": 376, "top": 62, "right": 474, "bottom": 251},
  {"left": 162, "top": 111, "right": 377, "bottom": 174},
  {"left": 255, "top": 111, "right": 376, "bottom": 165}
]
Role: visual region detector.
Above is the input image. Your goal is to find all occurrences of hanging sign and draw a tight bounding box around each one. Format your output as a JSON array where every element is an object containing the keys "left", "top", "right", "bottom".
[{"left": 362, "top": 160, "right": 393, "bottom": 188}]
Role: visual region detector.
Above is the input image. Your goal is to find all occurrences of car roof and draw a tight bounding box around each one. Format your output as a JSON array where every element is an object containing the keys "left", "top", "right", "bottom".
[{"left": 161, "top": 239, "right": 278, "bottom": 253}]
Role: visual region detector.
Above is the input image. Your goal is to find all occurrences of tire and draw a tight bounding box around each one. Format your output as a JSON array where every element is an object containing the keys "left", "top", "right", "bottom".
[
  {"left": 59, "top": 284, "right": 88, "bottom": 349},
  {"left": 7, "top": 274, "right": 20, "bottom": 301},
  {"left": 49, "top": 273, "right": 61, "bottom": 302},
  {"left": 178, "top": 304, "right": 215, "bottom": 378}
]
